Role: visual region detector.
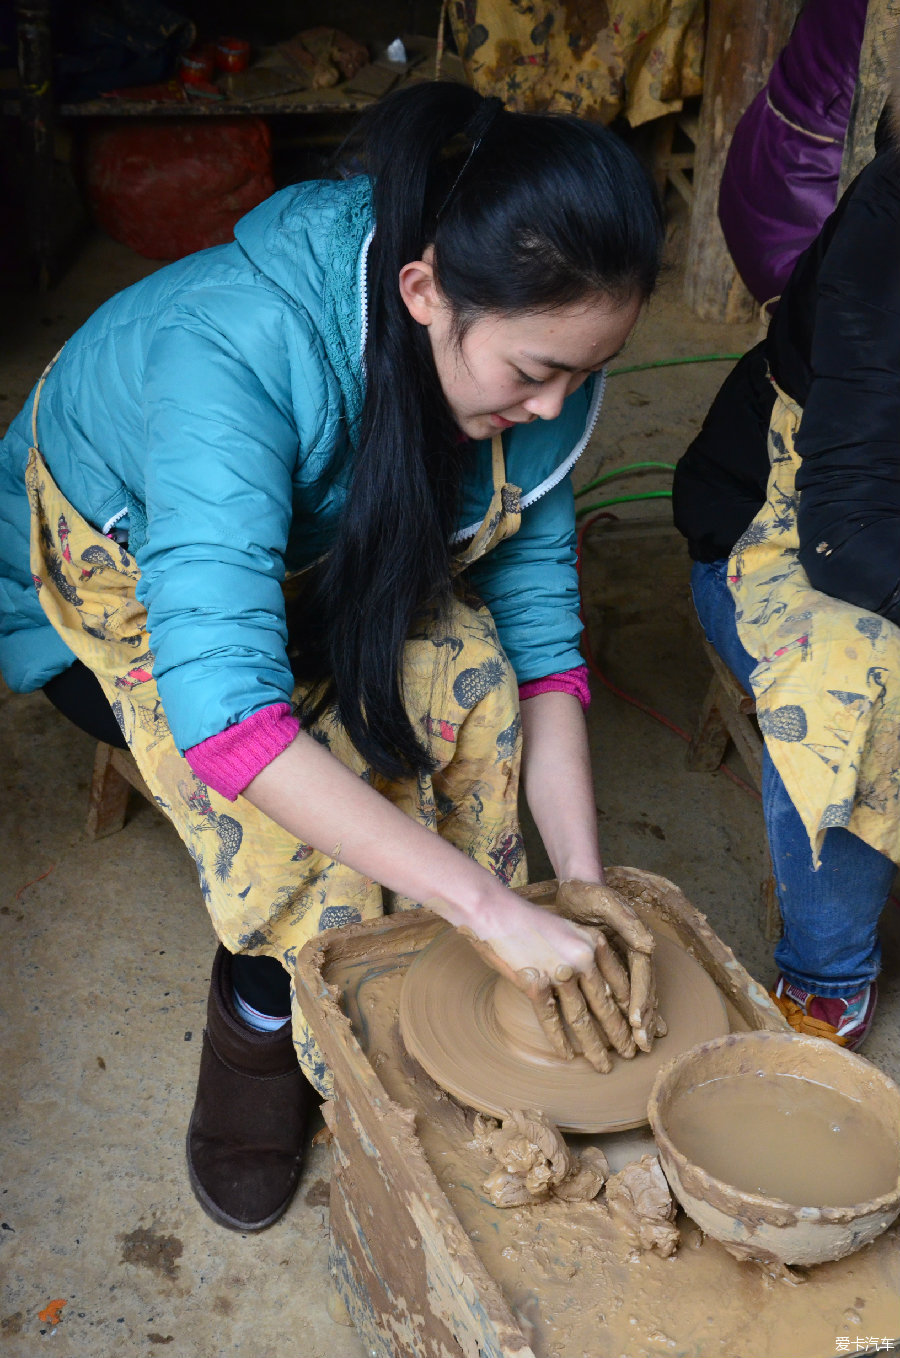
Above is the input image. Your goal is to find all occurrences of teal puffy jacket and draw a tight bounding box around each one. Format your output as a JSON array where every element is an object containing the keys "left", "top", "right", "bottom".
[{"left": 0, "top": 178, "right": 602, "bottom": 752}]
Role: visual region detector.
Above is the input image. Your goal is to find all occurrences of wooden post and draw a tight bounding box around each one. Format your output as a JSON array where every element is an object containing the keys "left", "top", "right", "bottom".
[
  {"left": 86, "top": 742, "right": 157, "bottom": 840},
  {"left": 684, "top": 0, "right": 802, "bottom": 322},
  {"left": 86, "top": 743, "right": 133, "bottom": 840},
  {"left": 838, "top": 0, "right": 900, "bottom": 197}
]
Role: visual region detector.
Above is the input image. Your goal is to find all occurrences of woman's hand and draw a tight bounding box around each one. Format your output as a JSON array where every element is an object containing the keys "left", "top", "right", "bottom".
[
  {"left": 511, "top": 695, "right": 663, "bottom": 1062},
  {"left": 458, "top": 888, "right": 649, "bottom": 1073},
  {"left": 555, "top": 879, "right": 662, "bottom": 1054}
]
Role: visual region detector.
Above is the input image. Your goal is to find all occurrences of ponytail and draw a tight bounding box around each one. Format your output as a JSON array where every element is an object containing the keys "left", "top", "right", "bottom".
[{"left": 294, "top": 83, "right": 663, "bottom": 780}]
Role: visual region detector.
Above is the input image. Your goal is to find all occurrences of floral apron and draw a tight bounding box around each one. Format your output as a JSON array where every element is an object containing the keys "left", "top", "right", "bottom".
[
  {"left": 729, "top": 383, "right": 900, "bottom": 871},
  {"left": 26, "top": 361, "right": 528, "bottom": 1093}
]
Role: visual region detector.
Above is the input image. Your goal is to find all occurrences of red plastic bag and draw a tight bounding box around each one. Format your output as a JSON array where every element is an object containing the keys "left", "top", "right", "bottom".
[{"left": 85, "top": 117, "right": 274, "bottom": 259}]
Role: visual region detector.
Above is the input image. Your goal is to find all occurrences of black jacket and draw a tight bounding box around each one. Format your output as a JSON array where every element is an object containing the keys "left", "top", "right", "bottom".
[{"left": 674, "top": 140, "right": 900, "bottom": 624}]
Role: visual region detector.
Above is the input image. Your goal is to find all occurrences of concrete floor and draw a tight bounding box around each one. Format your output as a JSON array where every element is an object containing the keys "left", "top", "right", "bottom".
[{"left": 1, "top": 222, "right": 898, "bottom": 1358}]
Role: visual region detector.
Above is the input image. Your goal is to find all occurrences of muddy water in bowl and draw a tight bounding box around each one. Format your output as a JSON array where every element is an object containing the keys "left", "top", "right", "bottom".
[
  {"left": 649, "top": 1031, "right": 900, "bottom": 1267},
  {"left": 664, "top": 1072, "right": 899, "bottom": 1207}
]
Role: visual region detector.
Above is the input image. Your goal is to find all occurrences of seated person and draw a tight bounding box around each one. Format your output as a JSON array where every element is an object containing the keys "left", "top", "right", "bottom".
[
  {"left": 718, "top": 0, "right": 866, "bottom": 308},
  {"left": 673, "top": 110, "right": 900, "bottom": 1051}
]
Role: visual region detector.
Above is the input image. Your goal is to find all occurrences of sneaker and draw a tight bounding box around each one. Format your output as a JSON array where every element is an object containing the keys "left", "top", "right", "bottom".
[{"left": 770, "top": 975, "right": 878, "bottom": 1051}]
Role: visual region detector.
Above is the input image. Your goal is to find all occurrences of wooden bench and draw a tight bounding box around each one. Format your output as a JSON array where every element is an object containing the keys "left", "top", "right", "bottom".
[
  {"left": 687, "top": 634, "right": 782, "bottom": 941},
  {"left": 687, "top": 635, "right": 763, "bottom": 790}
]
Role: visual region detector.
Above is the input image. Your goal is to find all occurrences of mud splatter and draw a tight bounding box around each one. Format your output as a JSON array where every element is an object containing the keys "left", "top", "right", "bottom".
[
  {"left": 1, "top": 1312, "right": 23, "bottom": 1336},
  {"left": 118, "top": 1226, "right": 183, "bottom": 1279},
  {"left": 304, "top": 1178, "right": 331, "bottom": 1208}
]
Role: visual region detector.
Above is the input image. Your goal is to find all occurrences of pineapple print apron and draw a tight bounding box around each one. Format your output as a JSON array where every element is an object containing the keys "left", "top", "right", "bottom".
[
  {"left": 729, "top": 382, "right": 900, "bottom": 871},
  {"left": 25, "top": 360, "right": 528, "bottom": 1094}
]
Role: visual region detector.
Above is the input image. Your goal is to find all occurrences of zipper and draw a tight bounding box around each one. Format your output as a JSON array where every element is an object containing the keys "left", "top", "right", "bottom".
[
  {"left": 101, "top": 506, "right": 129, "bottom": 536},
  {"left": 358, "top": 226, "right": 375, "bottom": 370}
]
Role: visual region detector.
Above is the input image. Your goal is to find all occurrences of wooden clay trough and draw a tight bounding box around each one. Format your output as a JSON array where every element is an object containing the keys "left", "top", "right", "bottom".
[{"left": 294, "top": 869, "right": 900, "bottom": 1358}]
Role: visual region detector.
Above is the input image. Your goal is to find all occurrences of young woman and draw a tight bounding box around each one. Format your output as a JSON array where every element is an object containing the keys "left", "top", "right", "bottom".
[{"left": 0, "top": 82, "right": 664, "bottom": 1231}]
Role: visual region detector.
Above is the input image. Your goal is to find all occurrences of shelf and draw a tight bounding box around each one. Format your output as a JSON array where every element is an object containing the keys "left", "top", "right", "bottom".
[
  {"left": 58, "top": 88, "right": 375, "bottom": 118},
  {"left": 56, "top": 39, "right": 464, "bottom": 120}
]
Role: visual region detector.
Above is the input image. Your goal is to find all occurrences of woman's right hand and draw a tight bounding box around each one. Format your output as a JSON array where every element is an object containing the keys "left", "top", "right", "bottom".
[{"left": 456, "top": 884, "right": 658, "bottom": 1073}]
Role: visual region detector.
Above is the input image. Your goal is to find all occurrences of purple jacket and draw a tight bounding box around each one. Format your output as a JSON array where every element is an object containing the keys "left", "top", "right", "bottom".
[{"left": 718, "top": 0, "right": 866, "bottom": 306}]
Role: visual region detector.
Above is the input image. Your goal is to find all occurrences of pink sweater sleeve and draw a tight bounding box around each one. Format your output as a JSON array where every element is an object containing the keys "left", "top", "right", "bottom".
[
  {"left": 518, "top": 664, "right": 590, "bottom": 710},
  {"left": 185, "top": 702, "right": 300, "bottom": 802},
  {"left": 186, "top": 666, "right": 590, "bottom": 802}
]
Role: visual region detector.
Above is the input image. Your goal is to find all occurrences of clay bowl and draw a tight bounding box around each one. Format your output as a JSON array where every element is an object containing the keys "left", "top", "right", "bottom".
[{"left": 647, "top": 1031, "right": 900, "bottom": 1267}]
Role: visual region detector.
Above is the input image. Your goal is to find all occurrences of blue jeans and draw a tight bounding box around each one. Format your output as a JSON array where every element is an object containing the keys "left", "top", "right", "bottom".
[{"left": 691, "top": 560, "right": 889, "bottom": 996}]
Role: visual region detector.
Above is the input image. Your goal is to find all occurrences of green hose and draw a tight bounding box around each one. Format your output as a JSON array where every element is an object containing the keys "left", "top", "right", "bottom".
[
  {"left": 575, "top": 459, "right": 676, "bottom": 499},
  {"left": 607, "top": 353, "right": 743, "bottom": 377},
  {"left": 570, "top": 352, "right": 744, "bottom": 514},
  {"left": 575, "top": 490, "right": 672, "bottom": 518}
]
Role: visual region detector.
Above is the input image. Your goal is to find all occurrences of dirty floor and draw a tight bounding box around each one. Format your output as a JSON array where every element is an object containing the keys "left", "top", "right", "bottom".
[{"left": 1, "top": 218, "right": 898, "bottom": 1358}]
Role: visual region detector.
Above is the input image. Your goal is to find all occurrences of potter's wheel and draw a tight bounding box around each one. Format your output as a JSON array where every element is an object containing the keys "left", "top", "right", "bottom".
[{"left": 399, "top": 927, "right": 729, "bottom": 1133}]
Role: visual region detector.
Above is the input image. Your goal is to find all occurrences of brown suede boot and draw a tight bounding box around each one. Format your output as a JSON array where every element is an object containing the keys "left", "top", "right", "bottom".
[{"left": 186, "top": 945, "right": 311, "bottom": 1231}]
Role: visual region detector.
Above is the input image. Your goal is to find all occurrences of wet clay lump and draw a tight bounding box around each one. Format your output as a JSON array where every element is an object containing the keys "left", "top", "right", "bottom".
[
  {"left": 664, "top": 1072, "right": 900, "bottom": 1207},
  {"left": 400, "top": 925, "right": 728, "bottom": 1132},
  {"left": 472, "top": 1109, "right": 611, "bottom": 1206}
]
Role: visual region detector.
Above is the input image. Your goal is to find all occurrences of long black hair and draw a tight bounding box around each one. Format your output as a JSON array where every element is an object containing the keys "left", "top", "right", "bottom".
[{"left": 294, "top": 82, "right": 663, "bottom": 780}]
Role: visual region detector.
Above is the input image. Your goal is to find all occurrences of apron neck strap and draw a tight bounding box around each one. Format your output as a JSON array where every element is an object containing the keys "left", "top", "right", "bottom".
[
  {"left": 490, "top": 433, "right": 506, "bottom": 495},
  {"left": 30, "top": 349, "right": 63, "bottom": 451},
  {"left": 450, "top": 433, "right": 521, "bottom": 575}
]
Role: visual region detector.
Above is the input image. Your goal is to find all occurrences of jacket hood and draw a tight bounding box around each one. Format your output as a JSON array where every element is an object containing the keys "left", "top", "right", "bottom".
[{"left": 234, "top": 176, "right": 375, "bottom": 445}]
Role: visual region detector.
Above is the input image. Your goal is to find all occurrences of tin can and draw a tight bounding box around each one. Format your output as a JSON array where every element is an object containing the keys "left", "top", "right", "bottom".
[
  {"left": 177, "top": 48, "right": 215, "bottom": 85},
  {"left": 215, "top": 37, "right": 251, "bottom": 73}
]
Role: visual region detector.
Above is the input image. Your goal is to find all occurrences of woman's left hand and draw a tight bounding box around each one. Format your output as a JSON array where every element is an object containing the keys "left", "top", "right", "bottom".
[
  {"left": 514, "top": 693, "right": 663, "bottom": 1053},
  {"left": 457, "top": 883, "right": 661, "bottom": 1072},
  {"left": 554, "top": 879, "right": 663, "bottom": 1053}
]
